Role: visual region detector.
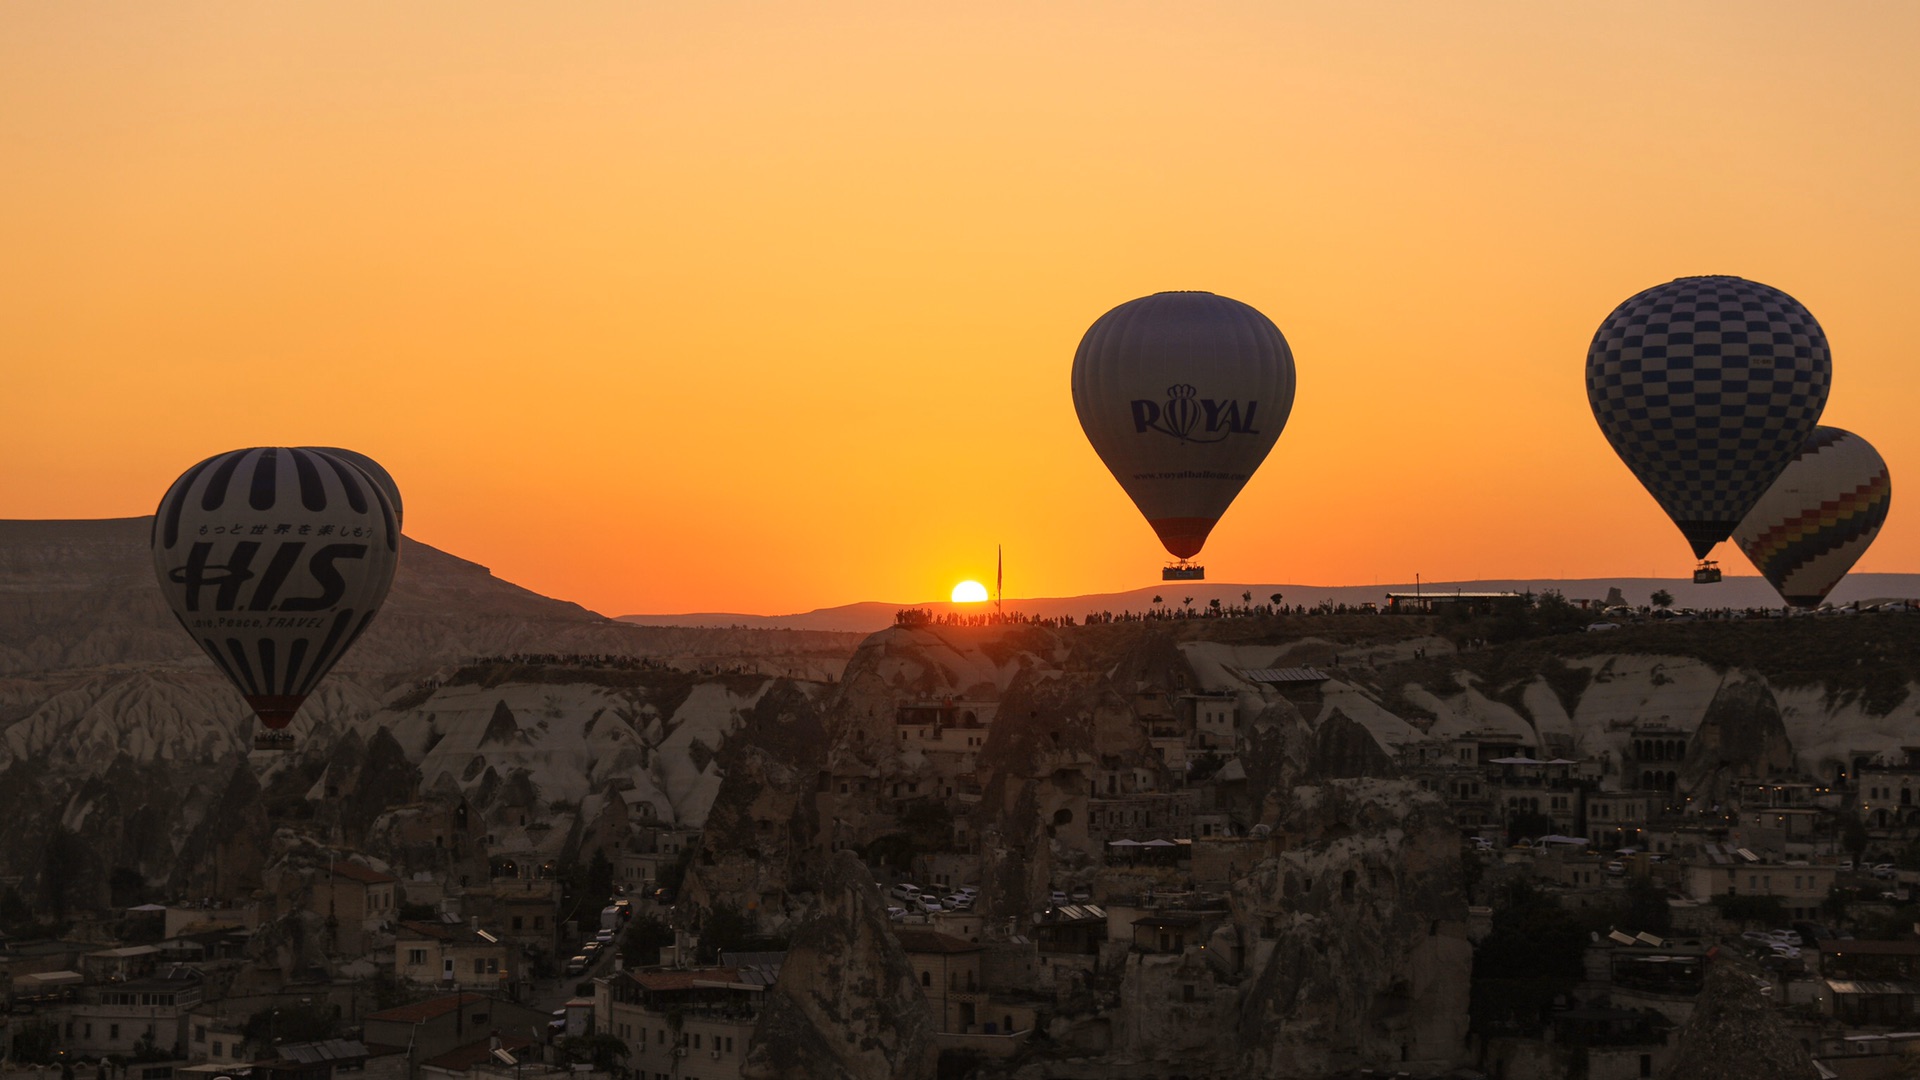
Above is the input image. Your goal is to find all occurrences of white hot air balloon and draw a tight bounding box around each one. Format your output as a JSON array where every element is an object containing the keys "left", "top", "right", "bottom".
[
  {"left": 1733, "top": 426, "right": 1891, "bottom": 608},
  {"left": 151, "top": 447, "right": 400, "bottom": 730},
  {"left": 1071, "top": 291, "right": 1296, "bottom": 578}
]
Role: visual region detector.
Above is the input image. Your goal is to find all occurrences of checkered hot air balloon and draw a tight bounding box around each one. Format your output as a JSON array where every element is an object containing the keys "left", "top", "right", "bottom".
[
  {"left": 1071, "top": 292, "right": 1296, "bottom": 563},
  {"left": 151, "top": 447, "right": 400, "bottom": 729},
  {"left": 1733, "top": 427, "right": 1891, "bottom": 608},
  {"left": 1586, "top": 276, "right": 1832, "bottom": 560}
]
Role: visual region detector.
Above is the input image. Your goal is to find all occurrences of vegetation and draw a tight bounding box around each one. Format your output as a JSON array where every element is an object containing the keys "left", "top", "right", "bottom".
[
  {"left": 558, "top": 1034, "right": 629, "bottom": 1072},
  {"left": 695, "top": 902, "right": 787, "bottom": 963},
  {"left": 242, "top": 1000, "right": 341, "bottom": 1053},
  {"left": 622, "top": 913, "right": 675, "bottom": 967},
  {"left": 656, "top": 846, "right": 694, "bottom": 896},
  {"left": 1710, "top": 893, "right": 1788, "bottom": 924},
  {"left": 1470, "top": 881, "right": 1588, "bottom": 1034}
]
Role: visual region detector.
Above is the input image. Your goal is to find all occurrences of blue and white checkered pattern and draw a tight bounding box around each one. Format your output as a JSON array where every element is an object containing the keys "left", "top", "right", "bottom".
[{"left": 1586, "top": 276, "right": 1830, "bottom": 558}]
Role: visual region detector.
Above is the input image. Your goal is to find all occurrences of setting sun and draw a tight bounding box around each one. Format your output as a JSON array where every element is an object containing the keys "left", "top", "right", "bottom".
[{"left": 951, "top": 580, "right": 989, "bottom": 604}]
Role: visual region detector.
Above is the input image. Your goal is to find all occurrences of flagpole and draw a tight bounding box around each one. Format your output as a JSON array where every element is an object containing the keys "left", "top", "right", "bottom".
[{"left": 996, "top": 544, "right": 1003, "bottom": 618}]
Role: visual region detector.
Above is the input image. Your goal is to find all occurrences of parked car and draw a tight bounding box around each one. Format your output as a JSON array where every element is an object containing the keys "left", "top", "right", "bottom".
[
  {"left": 564, "top": 955, "right": 588, "bottom": 976},
  {"left": 891, "top": 883, "right": 923, "bottom": 902},
  {"left": 943, "top": 894, "right": 972, "bottom": 910},
  {"left": 885, "top": 906, "right": 908, "bottom": 921},
  {"left": 917, "top": 896, "right": 944, "bottom": 913},
  {"left": 1049, "top": 890, "right": 1067, "bottom": 906},
  {"left": 1069, "top": 887, "right": 1092, "bottom": 902}
]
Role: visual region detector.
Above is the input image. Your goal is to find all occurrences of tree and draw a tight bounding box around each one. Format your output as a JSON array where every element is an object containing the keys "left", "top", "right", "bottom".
[
  {"left": 586, "top": 850, "right": 615, "bottom": 902},
  {"left": 559, "top": 1034, "right": 629, "bottom": 1073},
  {"left": 1844, "top": 813, "right": 1870, "bottom": 862},
  {"left": 41, "top": 826, "right": 88, "bottom": 919},
  {"left": 1270, "top": 593, "right": 1284, "bottom": 606},
  {"left": 1620, "top": 879, "right": 1673, "bottom": 936},
  {"left": 621, "top": 914, "right": 674, "bottom": 968},
  {"left": 1471, "top": 880, "right": 1588, "bottom": 1033},
  {"left": 1650, "top": 589, "right": 1674, "bottom": 610},
  {"left": 696, "top": 903, "right": 756, "bottom": 963},
  {"left": 1506, "top": 809, "right": 1556, "bottom": 844}
]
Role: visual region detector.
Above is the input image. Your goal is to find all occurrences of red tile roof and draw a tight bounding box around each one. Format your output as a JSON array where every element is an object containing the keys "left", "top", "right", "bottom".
[
  {"left": 366, "top": 992, "right": 489, "bottom": 1024},
  {"left": 330, "top": 861, "right": 398, "bottom": 886},
  {"left": 420, "top": 1033, "right": 533, "bottom": 1072},
  {"left": 397, "top": 920, "right": 456, "bottom": 941},
  {"left": 893, "top": 928, "right": 983, "bottom": 954},
  {"left": 623, "top": 967, "right": 739, "bottom": 992}
]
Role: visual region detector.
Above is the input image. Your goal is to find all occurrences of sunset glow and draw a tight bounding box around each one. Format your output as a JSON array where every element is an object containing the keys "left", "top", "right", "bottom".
[{"left": 4, "top": 4, "right": 1917, "bottom": 616}]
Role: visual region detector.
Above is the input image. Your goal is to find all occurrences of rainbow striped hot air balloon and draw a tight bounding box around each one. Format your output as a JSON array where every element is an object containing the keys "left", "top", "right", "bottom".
[{"left": 1732, "top": 426, "right": 1891, "bottom": 608}]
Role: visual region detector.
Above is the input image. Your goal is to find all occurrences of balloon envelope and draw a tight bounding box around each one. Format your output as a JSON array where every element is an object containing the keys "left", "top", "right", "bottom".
[
  {"left": 1586, "top": 276, "right": 1831, "bottom": 558},
  {"left": 151, "top": 447, "right": 400, "bottom": 728},
  {"left": 1734, "top": 427, "right": 1890, "bottom": 607},
  {"left": 1071, "top": 291, "right": 1296, "bottom": 560},
  {"left": 303, "top": 447, "right": 402, "bottom": 529}
]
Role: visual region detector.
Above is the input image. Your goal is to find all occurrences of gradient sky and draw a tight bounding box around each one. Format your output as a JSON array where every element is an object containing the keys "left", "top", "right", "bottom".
[{"left": 5, "top": 4, "right": 1918, "bottom": 615}]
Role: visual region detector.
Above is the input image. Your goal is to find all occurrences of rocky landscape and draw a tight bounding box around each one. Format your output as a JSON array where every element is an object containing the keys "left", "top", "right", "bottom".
[{"left": 10, "top": 519, "right": 1920, "bottom": 1077}]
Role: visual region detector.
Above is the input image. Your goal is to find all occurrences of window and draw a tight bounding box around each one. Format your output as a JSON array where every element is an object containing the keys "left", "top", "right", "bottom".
[
  {"left": 921, "top": 971, "right": 931, "bottom": 987},
  {"left": 512, "top": 916, "right": 523, "bottom": 930},
  {"left": 111, "top": 1025, "right": 121, "bottom": 1040},
  {"left": 408, "top": 948, "right": 426, "bottom": 965},
  {"left": 692, "top": 1035, "right": 700, "bottom": 1049},
  {"left": 195, "top": 1026, "right": 207, "bottom": 1043},
  {"left": 212, "top": 1043, "right": 223, "bottom": 1057},
  {"left": 475, "top": 958, "right": 487, "bottom": 975}
]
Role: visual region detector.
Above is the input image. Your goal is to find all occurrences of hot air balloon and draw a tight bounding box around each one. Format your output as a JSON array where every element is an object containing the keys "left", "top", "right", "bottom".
[
  {"left": 303, "top": 447, "right": 403, "bottom": 530},
  {"left": 1733, "top": 426, "right": 1891, "bottom": 608},
  {"left": 1071, "top": 291, "right": 1296, "bottom": 580},
  {"left": 151, "top": 447, "right": 400, "bottom": 733},
  {"left": 1586, "top": 276, "right": 1831, "bottom": 582}
]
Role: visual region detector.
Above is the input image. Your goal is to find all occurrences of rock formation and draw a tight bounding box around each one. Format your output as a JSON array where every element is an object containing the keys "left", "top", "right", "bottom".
[
  {"left": 742, "top": 851, "right": 939, "bottom": 1080},
  {"left": 1662, "top": 960, "right": 1819, "bottom": 1080}
]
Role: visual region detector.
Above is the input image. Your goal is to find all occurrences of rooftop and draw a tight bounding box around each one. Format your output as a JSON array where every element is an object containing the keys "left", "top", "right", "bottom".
[
  {"left": 420, "top": 1033, "right": 532, "bottom": 1072},
  {"left": 366, "top": 992, "right": 490, "bottom": 1024},
  {"left": 329, "top": 861, "right": 397, "bottom": 886},
  {"left": 893, "top": 928, "right": 983, "bottom": 955}
]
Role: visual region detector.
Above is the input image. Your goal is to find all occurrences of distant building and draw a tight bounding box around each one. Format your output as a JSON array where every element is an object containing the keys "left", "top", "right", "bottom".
[
  {"left": 1383, "top": 591, "right": 1526, "bottom": 616},
  {"left": 596, "top": 966, "right": 772, "bottom": 1080},
  {"left": 308, "top": 861, "right": 398, "bottom": 955},
  {"left": 394, "top": 920, "right": 516, "bottom": 993},
  {"left": 364, "top": 993, "right": 550, "bottom": 1079},
  {"left": 64, "top": 965, "right": 204, "bottom": 1057}
]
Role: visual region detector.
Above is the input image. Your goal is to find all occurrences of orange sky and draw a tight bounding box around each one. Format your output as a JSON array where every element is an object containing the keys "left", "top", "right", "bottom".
[{"left": 5, "top": 4, "right": 1918, "bottom": 615}]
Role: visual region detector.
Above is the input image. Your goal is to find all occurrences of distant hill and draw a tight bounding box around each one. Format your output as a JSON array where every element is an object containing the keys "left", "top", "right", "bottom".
[
  {"left": 0, "top": 518, "right": 865, "bottom": 678},
  {"left": 620, "top": 574, "right": 1920, "bottom": 633}
]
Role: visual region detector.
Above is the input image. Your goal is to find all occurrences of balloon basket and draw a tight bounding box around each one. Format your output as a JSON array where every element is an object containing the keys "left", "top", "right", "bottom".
[
  {"left": 1693, "top": 560, "right": 1722, "bottom": 585},
  {"left": 253, "top": 728, "right": 296, "bottom": 752},
  {"left": 1162, "top": 562, "right": 1205, "bottom": 581}
]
